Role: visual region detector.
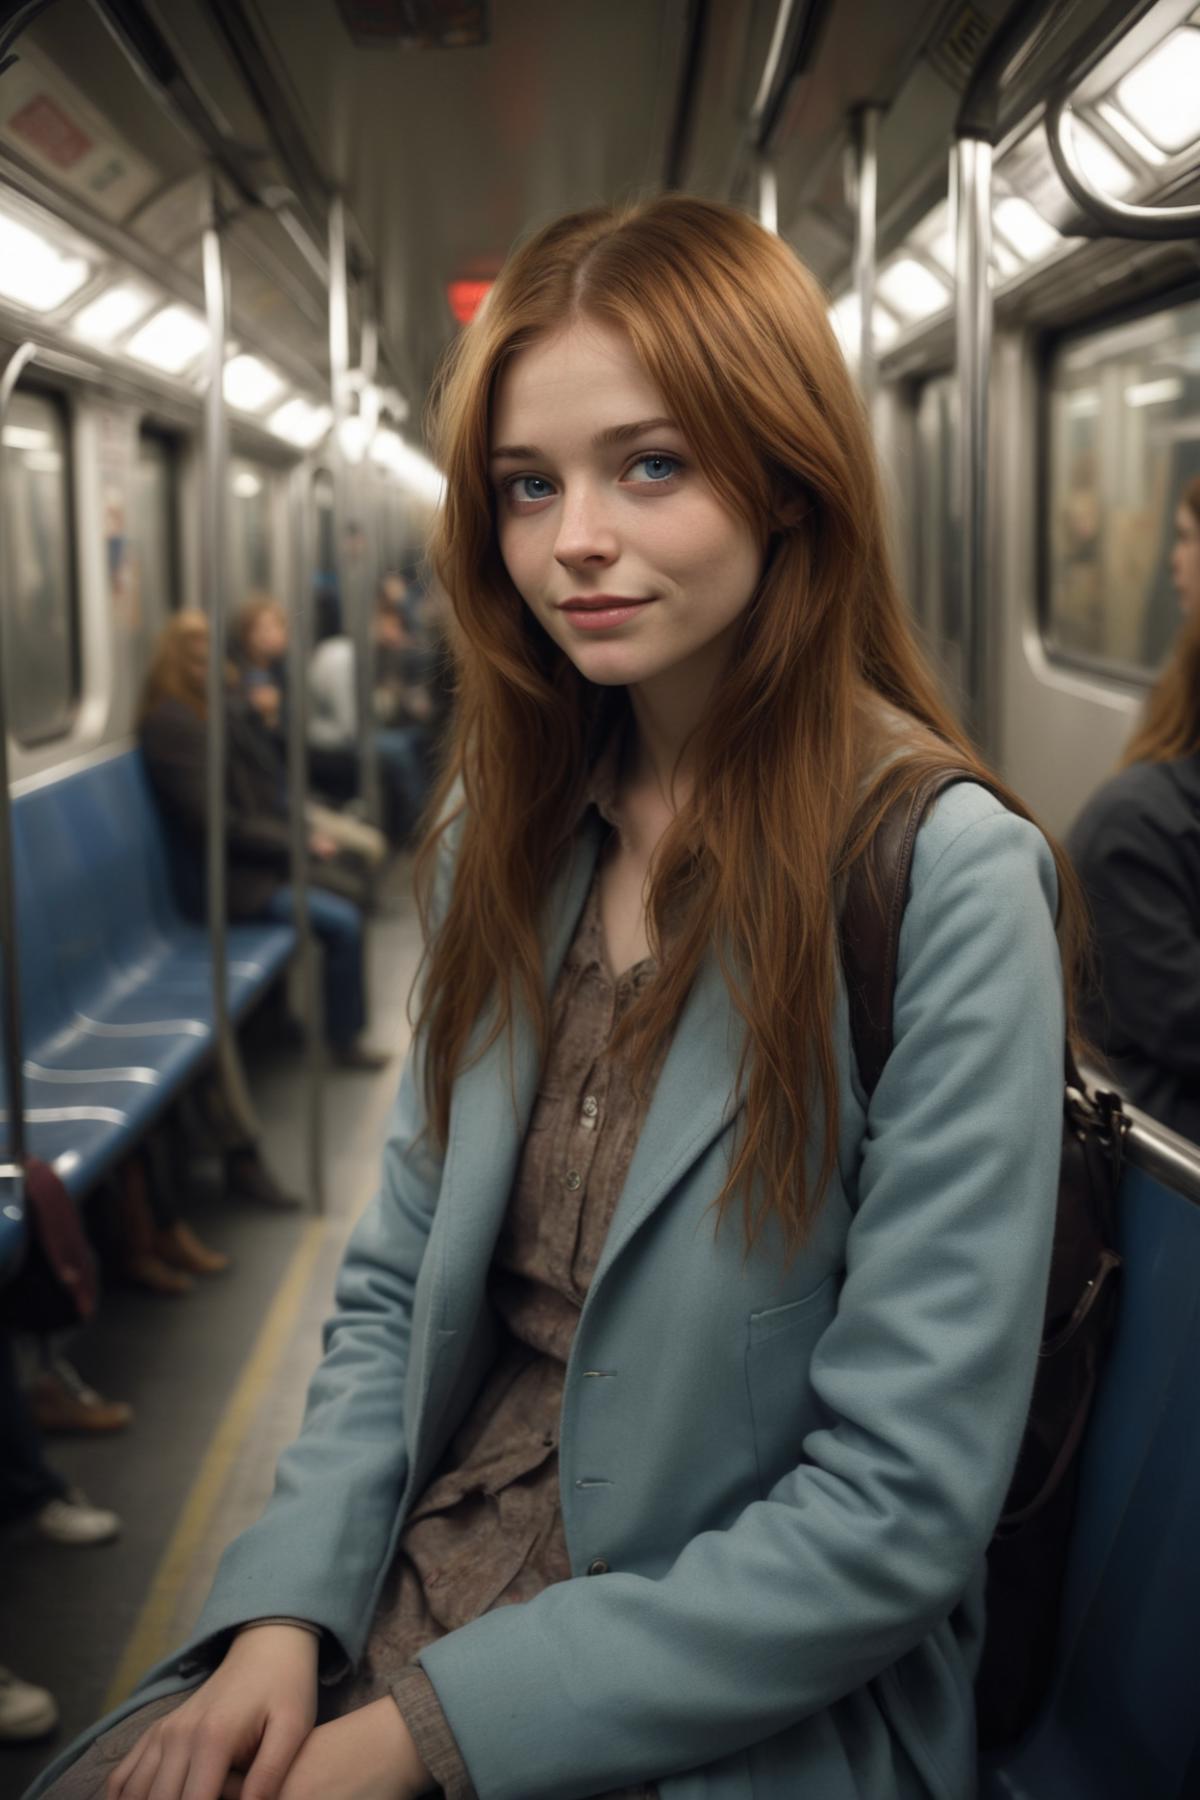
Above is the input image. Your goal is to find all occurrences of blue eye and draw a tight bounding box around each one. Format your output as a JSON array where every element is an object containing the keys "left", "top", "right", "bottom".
[
  {"left": 627, "top": 454, "right": 680, "bottom": 484},
  {"left": 510, "top": 474, "right": 555, "bottom": 502}
]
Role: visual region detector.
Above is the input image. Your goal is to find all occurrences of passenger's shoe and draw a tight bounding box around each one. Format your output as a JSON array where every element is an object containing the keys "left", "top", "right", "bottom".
[
  {"left": 0, "top": 1668, "right": 58, "bottom": 1741},
  {"left": 154, "top": 1220, "right": 232, "bottom": 1276},
  {"left": 330, "top": 1041, "right": 394, "bottom": 1072},
  {"left": 28, "top": 1359, "right": 133, "bottom": 1435},
  {"left": 35, "top": 1488, "right": 120, "bottom": 1546},
  {"left": 226, "top": 1151, "right": 304, "bottom": 1212},
  {"left": 123, "top": 1252, "right": 194, "bottom": 1296}
]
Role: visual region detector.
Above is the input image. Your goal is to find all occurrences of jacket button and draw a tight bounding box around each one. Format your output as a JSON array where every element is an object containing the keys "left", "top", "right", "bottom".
[{"left": 587, "top": 1557, "right": 609, "bottom": 1576}]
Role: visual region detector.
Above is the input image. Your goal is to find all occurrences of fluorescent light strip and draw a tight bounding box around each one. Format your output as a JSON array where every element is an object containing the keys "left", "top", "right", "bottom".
[
  {"left": 0, "top": 211, "right": 91, "bottom": 312},
  {"left": 126, "top": 304, "right": 210, "bottom": 374},
  {"left": 268, "top": 397, "right": 332, "bottom": 450},
  {"left": 70, "top": 282, "right": 156, "bottom": 346},
  {"left": 1114, "top": 27, "right": 1200, "bottom": 156},
  {"left": 224, "top": 353, "right": 285, "bottom": 413}
]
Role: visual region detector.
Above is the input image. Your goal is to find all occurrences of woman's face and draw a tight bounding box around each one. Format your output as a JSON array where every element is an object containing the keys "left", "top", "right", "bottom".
[
  {"left": 490, "top": 319, "right": 762, "bottom": 698},
  {"left": 1171, "top": 504, "right": 1200, "bottom": 617},
  {"left": 248, "top": 606, "right": 288, "bottom": 663}
]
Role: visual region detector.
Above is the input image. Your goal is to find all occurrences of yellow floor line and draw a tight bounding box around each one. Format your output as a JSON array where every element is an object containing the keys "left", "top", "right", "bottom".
[{"left": 104, "top": 1218, "right": 328, "bottom": 1710}]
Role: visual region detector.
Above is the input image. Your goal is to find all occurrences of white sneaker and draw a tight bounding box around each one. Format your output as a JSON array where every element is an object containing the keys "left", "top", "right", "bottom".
[
  {"left": 34, "top": 1487, "right": 120, "bottom": 1546},
  {"left": 0, "top": 1667, "right": 58, "bottom": 1740}
]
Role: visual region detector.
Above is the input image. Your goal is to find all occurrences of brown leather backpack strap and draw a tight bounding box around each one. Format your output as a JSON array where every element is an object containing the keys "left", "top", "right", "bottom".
[{"left": 840, "top": 766, "right": 988, "bottom": 1099}]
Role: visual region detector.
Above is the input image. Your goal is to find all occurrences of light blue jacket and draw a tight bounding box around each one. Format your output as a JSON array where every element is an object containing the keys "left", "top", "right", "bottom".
[{"left": 28, "top": 783, "right": 1063, "bottom": 1800}]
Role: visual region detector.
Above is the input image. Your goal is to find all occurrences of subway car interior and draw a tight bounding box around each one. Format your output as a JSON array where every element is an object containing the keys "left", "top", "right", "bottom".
[{"left": 0, "top": 0, "right": 1198, "bottom": 1795}]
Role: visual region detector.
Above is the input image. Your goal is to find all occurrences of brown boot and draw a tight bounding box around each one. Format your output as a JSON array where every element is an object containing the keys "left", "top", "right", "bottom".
[
  {"left": 154, "top": 1220, "right": 232, "bottom": 1277},
  {"left": 29, "top": 1359, "right": 134, "bottom": 1435}
]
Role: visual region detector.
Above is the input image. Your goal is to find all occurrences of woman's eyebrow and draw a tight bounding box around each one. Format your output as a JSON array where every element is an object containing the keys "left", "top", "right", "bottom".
[{"left": 489, "top": 417, "right": 681, "bottom": 463}]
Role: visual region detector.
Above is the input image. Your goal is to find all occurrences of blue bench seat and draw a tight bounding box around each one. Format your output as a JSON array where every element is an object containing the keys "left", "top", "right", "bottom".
[{"left": 4, "top": 747, "right": 297, "bottom": 1196}]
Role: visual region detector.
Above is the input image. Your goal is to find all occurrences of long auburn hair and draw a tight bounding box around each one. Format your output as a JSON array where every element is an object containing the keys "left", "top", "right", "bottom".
[
  {"left": 140, "top": 610, "right": 211, "bottom": 722},
  {"left": 412, "top": 195, "right": 1087, "bottom": 1258},
  {"left": 1121, "top": 476, "right": 1200, "bottom": 767}
]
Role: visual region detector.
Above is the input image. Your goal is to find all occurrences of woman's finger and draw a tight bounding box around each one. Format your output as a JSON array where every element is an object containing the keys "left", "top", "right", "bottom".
[
  {"left": 238, "top": 1711, "right": 310, "bottom": 1800},
  {"left": 114, "top": 1734, "right": 163, "bottom": 1800}
]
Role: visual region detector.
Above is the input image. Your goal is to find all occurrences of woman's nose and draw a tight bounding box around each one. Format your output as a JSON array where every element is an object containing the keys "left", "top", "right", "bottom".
[{"left": 553, "top": 489, "right": 619, "bottom": 568}]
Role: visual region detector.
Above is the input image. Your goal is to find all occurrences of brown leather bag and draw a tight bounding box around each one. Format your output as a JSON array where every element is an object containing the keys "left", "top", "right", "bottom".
[{"left": 840, "top": 768, "right": 1124, "bottom": 1750}]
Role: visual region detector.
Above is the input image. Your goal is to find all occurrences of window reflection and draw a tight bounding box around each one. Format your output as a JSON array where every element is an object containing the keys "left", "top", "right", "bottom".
[
  {"left": 1047, "top": 301, "right": 1200, "bottom": 673},
  {"left": 1, "top": 388, "right": 76, "bottom": 744}
]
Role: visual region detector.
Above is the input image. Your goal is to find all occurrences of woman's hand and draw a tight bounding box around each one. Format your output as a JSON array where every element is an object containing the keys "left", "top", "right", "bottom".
[
  {"left": 104, "top": 1624, "right": 319, "bottom": 1800},
  {"left": 221, "top": 1699, "right": 432, "bottom": 1800}
]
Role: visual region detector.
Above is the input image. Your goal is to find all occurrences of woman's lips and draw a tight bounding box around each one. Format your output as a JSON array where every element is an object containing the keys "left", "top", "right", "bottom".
[{"left": 558, "top": 598, "right": 657, "bottom": 630}]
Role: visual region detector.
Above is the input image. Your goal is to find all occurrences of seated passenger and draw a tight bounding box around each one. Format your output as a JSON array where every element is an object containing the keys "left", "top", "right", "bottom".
[
  {"left": 1068, "top": 476, "right": 1200, "bottom": 1139},
  {"left": 139, "top": 613, "right": 390, "bottom": 1071},
  {"left": 32, "top": 196, "right": 1071, "bottom": 1800},
  {"left": 308, "top": 588, "right": 431, "bottom": 841},
  {"left": 231, "top": 594, "right": 388, "bottom": 873}
]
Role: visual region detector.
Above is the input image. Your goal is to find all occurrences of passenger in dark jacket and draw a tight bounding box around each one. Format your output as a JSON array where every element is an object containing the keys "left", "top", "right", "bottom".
[
  {"left": 1066, "top": 478, "right": 1200, "bottom": 1141},
  {"left": 139, "top": 613, "right": 388, "bottom": 1068}
]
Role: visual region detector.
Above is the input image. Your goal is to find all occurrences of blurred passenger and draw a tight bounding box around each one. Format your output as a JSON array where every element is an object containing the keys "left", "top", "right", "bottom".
[
  {"left": 231, "top": 595, "right": 388, "bottom": 872},
  {"left": 1068, "top": 476, "right": 1200, "bottom": 1139},
  {"left": 41, "top": 197, "right": 1080, "bottom": 1800},
  {"left": 139, "top": 613, "right": 390, "bottom": 1070},
  {"left": 0, "top": 1327, "right": 119, "bottom": 1549},
  {"left": 308, "top": 587, "right": 431, "bottom": 839}
]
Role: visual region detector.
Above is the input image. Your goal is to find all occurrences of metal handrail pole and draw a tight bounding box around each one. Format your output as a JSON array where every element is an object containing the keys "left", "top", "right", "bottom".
[
  {"left": 0, "top": 339, "right": 37, "bottom": 1193},
  {"left": 1046, "top": 93, "right": 1200, "bottom": 240},
  {"left": 201, "top": 205, "right": 241, "bottom": 1118},
  {"left": 951, "top": 135, "right": 993, "bottom": 749},
  {"left": 328, "top": 195, "right": 382, "bottom": 834},
  {"left": 851, "top": 106, "right": 881, "bottom": 411},
  {"left": 1078, "top": 1064, "right": 1200, "bottom": 1208},
  {"left": 286, "top": 466, "right": 325, "bottom": 1214}
]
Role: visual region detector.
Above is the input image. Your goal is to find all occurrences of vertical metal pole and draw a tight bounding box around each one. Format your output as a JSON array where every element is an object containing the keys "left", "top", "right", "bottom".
[
  {"left": 202, "top": 200, "right": 260, "bottom": 1135},
  {"left": 852, "top": 106, "right": 881, "bottom": 410},
  {"left": 328, "top": 196, "right": 382, "bottom": 832},
  {"left": 0, "top": 340, "right": 36, "bottom": 1202},
  {"left": 757, "top": 159, "right": 778, "bottom": 235},
  {"left": 286, "top": 467, "right": 325, "bottom": 1214},
  {"left": 952, "top": 135, "right": 993, "bottom": 748}
]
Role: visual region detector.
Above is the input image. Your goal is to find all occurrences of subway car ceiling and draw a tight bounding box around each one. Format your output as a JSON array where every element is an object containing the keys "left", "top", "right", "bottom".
[
  {"left": 4, "top": 0, "right": 1199, "bottom": 421},
  {"left": 1, "top": 0, "right": 1200, "bottom": 797}
]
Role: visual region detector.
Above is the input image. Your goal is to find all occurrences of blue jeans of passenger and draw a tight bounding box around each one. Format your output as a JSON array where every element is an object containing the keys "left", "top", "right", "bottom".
[
  {"left": 265, "top": 887, "right": 366, "bottom": 1051},
  {"left": 0, "top": 1329, "right": 67, "bottom": 1524}
]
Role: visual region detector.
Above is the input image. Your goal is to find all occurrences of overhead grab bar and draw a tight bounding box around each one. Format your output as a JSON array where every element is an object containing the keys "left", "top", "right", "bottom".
[
  {"left": 0, "top": 339, "right": 37, "bottom": 1195},
  {"left": 1045, "top": 90, "right": 1200, "bottom": 239}
]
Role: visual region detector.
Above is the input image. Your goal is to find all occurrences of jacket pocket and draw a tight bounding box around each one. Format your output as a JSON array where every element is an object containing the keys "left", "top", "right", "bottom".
[{"left": 745, "top": 1276, "right": 839, "bottom": 1495}]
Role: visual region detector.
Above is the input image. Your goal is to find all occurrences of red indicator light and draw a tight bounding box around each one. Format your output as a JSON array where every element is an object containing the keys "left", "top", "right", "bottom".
[{"left": 447, "top": 279, "right": 493, "bottom": 325}]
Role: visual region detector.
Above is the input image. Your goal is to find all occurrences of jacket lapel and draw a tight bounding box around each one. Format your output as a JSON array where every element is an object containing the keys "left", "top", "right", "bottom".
[{"left": 430, "top": 820, "right": 746, "bottom": 1332}]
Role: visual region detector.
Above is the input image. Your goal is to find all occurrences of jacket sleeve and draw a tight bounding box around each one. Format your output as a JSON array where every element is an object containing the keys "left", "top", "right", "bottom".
[
  {"left": 1075, "top": 812, "right": 1200, "bottom": 1078},
  {"left": 142, "top": 704, "right": 292, "bottom": 868},
  {"left": 416, "top": 803, "right": 1064, "bottom": 1800}
]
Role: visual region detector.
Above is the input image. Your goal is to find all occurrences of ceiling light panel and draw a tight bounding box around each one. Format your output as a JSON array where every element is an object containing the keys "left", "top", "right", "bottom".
[
  {"left": 0, "top": 209, "right": 91, "bottom": 312},
  {"left": 993, "top": 196, "right": 1060, "bottom": 263},
  {"left": 125, "top": 304, "right": 209, "bottom": 374},
  {"left": 828, "top": 294, "right": 900, "bottom": 359},
  {"left": 875, "top": 257, "right": 951, "bottom": 323},
  {"left": 1070, "top": 117, "right": 1137, "bottom": 197},
  {"left": 1114, "top": 27, "right": 1200, "bottom": 155},
  {"left": 70, "top": 281, "right": 156, "bottom": 346},
  {"left": 224, "top": 353, "right": 285, "bottom": 413},
  {"left": 267, "top": 397, "right": 332, "bottom": 450}
]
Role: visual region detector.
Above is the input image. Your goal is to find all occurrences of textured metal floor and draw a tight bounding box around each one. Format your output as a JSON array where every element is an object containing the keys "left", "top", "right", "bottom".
[{"left": 1, "top": 867, "right": 423, "bottom": 1799}]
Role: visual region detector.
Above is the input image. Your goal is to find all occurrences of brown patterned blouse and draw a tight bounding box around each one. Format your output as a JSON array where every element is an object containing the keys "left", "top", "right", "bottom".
[{"left": 336, "top": 747, "right": 671, "bottom": 1800}]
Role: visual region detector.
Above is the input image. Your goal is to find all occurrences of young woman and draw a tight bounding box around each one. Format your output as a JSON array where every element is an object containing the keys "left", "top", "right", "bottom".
[
  {"left": 1068, "top": 476, "right": 1200, "bottom": 1141},
  {"left": 29, "top": 196, "right": 1080, "bottom": 1800}
]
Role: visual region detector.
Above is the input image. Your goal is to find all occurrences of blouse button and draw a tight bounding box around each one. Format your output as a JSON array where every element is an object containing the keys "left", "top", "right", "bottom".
[
  {"left": 582, "top": 1096, "right": 599, "bottom": 1118},
  {"left": 587, "top": 1558, "right": 610, "bottom": 1576},
  {"left": 564, "top": 1170, "right": 582, "bottom": 1191}
]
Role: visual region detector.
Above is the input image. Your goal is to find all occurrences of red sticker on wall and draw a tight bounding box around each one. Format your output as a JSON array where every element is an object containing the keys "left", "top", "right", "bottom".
[{"left": 9, "top": 93, "right": 93, "bottom": 169}]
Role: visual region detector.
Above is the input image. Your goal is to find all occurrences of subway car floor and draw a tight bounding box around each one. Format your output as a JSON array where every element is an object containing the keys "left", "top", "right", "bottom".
[{"left": 1, "top": 862, "right": 423, "bottom": 1799}]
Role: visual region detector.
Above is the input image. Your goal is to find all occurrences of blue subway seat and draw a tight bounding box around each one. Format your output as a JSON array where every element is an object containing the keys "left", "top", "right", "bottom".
[{"left": 980, "top": 1165, "right": 1200, "bottom": 1798}]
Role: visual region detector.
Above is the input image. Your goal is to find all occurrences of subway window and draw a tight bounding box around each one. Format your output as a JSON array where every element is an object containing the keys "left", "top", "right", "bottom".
[
  {"left": 132, "top": 429, "right": 179, "bottom": 680},
  {"left": 1046, "top": 298, "right": 1200, "bottom": 674},
  {"left": 1, "top": 387, "right": 78, "bottom": 745},
  {"left": 913, "top": 373, "right": 964, "bottom": 704},
  {"left": 229, "top": 458, "right": 275, "bottom": 603}
]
